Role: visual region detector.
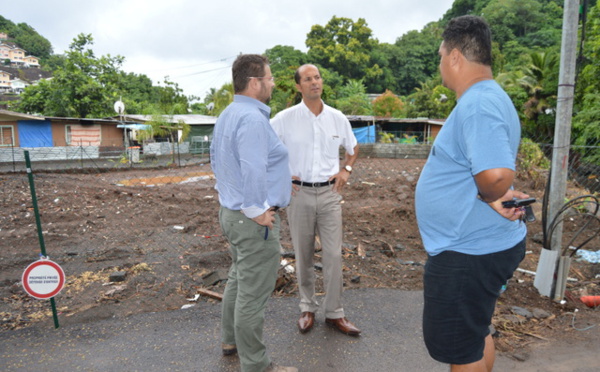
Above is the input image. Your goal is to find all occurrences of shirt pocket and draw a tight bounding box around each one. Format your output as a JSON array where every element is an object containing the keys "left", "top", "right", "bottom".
[{"left": 325, "top": 135, "right": 342, "bottom": 159}]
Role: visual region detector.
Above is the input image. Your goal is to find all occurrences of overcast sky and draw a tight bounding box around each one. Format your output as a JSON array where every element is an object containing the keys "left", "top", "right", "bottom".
[{"left": 3, "top": 0, "right": 455, "bottom": 102}]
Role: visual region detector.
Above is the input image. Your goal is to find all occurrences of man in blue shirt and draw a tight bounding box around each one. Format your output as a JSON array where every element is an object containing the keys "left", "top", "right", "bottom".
[
  {"left": 415, "top": 16, "right": 531, "bottom": 372},
  {"left": 210, "top": 54, "right": 296, "bottom": 372}
]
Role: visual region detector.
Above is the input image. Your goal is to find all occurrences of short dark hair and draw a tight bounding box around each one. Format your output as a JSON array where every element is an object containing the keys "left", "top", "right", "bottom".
[
  {"left": 232, "top": 54, "right": 269, "bottom": 93},
  {"left": 442, "top": 15, "right": 492, "bottom": 66},
  {"left": 294, "top": 64, "right": 321, "bottom": 84}
]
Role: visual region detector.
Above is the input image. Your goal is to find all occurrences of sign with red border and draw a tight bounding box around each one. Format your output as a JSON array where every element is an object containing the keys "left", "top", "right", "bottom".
[{"left": 22, "top": 259, "right": 65, "bottom": 299}]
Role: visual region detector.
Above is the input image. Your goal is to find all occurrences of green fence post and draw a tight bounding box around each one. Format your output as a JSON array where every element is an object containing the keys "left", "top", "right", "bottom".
[{"left": 24, "top": 150, "right": 60, "bottom": 329}]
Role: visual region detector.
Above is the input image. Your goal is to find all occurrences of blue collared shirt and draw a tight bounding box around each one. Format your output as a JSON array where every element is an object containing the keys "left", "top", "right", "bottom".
[{"left": 210, "top": 95, "right": 291, "bottom": 218}]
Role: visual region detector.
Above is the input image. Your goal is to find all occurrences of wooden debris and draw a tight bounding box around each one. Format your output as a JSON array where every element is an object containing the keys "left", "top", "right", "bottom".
[
  {"left": 357, "top": 243, "right": 366, "bottom": 258},
  {"left": 197, "top": 288, "right": 223, "bottom": 301},
  {"left": 379, "top": 239, "right": 395, "bottom": 257}
]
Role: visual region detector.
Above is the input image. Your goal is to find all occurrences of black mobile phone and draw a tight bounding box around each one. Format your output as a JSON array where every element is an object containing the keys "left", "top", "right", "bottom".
[{"left": 501, "top": 198, "right": 537, "bottom": 208}]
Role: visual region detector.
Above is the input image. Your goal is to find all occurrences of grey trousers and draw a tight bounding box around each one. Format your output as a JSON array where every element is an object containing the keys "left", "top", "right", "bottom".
[
  {"left": 287, "top": 184, "right": 345, "bottom": 319},
  {"left": 219, "top": 207, "right": 281, "bottom": 372}
]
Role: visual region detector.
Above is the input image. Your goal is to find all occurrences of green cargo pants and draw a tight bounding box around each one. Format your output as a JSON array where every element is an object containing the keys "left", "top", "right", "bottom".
[{"left": 219, "top": 207, "right": 281, "bottom": 372}]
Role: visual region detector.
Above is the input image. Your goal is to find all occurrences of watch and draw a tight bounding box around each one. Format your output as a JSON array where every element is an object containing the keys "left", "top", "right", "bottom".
[{"left": 344, "top": 165, "right": 353, "bottom": 173}]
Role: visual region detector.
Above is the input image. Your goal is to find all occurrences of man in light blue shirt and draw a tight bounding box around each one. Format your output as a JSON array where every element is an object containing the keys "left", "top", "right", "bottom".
[
  {"left": 415, "top": 16, "right": 531, "bottom": 372},
  {"left": 210, "top": 54, "right": 295, "bottom": 372}
]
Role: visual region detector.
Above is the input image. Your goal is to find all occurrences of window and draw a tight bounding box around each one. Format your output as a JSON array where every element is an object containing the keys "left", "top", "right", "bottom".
[
  {"left": 1, "top": 126, "right": 14, "bottom": 146},
  {"left": 65, "top": 125, "right": 72, "bottom": 145}
]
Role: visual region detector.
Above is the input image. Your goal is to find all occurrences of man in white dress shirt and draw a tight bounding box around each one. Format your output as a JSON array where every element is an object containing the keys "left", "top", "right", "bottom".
[{"left": 271, "top": 64, "right": 360, "bottom": 336}]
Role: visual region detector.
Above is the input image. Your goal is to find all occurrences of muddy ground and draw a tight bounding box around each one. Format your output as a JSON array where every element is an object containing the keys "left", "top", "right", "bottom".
[{"left": 0, "top": 157, "right": 598, "bottom": 360}]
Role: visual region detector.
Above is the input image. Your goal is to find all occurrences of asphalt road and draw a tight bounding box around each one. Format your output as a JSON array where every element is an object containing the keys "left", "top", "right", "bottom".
[{"left": 1, "top": 289, "right": 598, "bottom": 372}]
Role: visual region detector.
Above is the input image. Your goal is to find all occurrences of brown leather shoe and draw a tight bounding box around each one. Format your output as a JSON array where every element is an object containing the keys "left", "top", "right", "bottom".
[
  {"left": 325, "top": 317, "right": 361, "bottom": 336},
  {"left": 297, "top": 311, "right": 315, "bottom": 333},
  {"left": 222, "top": 343, "right": 237, "bottom": 356}
]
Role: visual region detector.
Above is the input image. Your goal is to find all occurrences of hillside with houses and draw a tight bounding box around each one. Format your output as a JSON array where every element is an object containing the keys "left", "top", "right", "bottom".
[{"left": 0, "top": 31, "right": 52, "bottom": 99}]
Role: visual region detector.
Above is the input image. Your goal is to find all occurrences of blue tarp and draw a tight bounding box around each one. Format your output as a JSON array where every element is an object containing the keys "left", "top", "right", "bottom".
[
  {"left": 18, "top": 120, "right": 52, "bottom": 147},
  {"left": 353, "top": 125, "right": 376, "bottom": 143}
]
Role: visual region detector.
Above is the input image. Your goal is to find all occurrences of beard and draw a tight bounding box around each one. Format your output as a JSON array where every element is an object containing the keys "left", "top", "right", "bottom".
[{"left": 259, "top": 83, "right": 272, "bottom": 104}]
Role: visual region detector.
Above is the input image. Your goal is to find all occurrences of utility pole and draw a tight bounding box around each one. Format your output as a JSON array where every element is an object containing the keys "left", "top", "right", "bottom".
[{"left": 534, "top": 0, "right": 580, "bottom": 300}]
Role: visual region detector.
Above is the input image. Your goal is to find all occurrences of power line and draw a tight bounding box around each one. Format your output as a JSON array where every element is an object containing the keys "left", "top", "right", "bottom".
[
  {"left": 174, "top": 64, "right": 232, "bottom": 78},
  {"left": 138, "top": 55, "right": 237, "bottom": 73}
]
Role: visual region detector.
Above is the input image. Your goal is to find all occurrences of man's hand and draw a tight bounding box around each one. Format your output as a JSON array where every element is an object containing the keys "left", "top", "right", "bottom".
[
  {"left": 486, "top": 189, "right": 530, "bottom": 221},
  {"left": 291, "top": 176, "right": 301, "bottom": 196},
  {"left": 331, "top": 169, "right": 350, "bottom": 193},
  {"left": 251, "top": 209, "right": 275, "bottom": 229}
]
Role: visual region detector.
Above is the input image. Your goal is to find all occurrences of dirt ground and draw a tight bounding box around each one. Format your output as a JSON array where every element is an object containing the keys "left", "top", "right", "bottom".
[{"left": 1, "top": 157, "right": 599, "bottom": 361}]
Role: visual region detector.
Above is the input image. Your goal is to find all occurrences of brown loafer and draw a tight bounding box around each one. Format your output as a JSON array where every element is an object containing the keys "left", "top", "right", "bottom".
[
  {"left": 325, "top": 317, "right": 361, "bottom": 336},
  {"left": 222, "top": 343, "right": 237, "bottom": 356},
  {"left": 297, "top": 311, "right": 315, "bottom": 333}
]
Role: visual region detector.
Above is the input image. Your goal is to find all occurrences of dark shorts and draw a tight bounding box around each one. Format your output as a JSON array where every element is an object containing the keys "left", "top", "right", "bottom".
[{"left": 422, "top": 239, "right": 526, "bottom": 365}]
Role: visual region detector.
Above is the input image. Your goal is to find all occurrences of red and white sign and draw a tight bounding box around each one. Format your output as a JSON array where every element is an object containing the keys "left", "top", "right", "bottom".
[{"left": 22, "top": 259, "right": 65, "bottom": 299}]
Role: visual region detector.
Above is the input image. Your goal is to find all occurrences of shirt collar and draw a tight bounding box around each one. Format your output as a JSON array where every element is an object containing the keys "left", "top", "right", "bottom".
[
  {"left": 233, "top": 94, "right": 271, "bottom": 119},
  {"left": 299, "top": 99, "right": 325, "bottom": 117}
]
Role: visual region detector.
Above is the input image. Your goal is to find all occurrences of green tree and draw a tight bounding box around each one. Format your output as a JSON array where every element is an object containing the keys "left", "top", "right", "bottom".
[
  {"left": 265, "top": 45, "right": 308, "bottom": 113},
  {"left": 497, "top": 51, "right": 558, "bottom": 141},
  {"left": 390, "top": 23, "right": 442, "bottom": 96},
  {"left": 149, "top": 78, "right": 189, "bottom": 114},
  {"left": 306, "top": 16, "right": 382, "bottom": 83},
  {"left": 404, "top": 77, "right": 455, "bottom": 119},
  {"left": 372, "top": 90, "right": 404, "bottom": 118},
  {"left": 266, "top": 45, "right": 307, "bottom": 75},
  {"left": 204, "top": 82, "right": 234, "bottom": 116},
  {"left": 0, "top": 16, "right": 53, "bottom": 60},
  {"left": 366, "top": 42, "right": 403, "bottom": 94},
  {"left": 573, "top": 0, "right": 600, "bottom": 165},
  {"left": 333, "top": 79, "right": 373, "bottom": 115},
  {"left": 115, "top": 72, "right": 157, "bottom": 114},
  {"left": 572, "top": 95, "right": 600, "bottom": 165},
  {"left": 482, "top": 0, "right": 544, "bottom": 46},
  {"left": 12, "top": 23, "right": 53, "bottom": 60},
  {"left": 442, "top": 0, "right": 489, "bottom": 21},
  {"left": 16, "top": 33, "right": 189, "bottom": 117},
  {"left": 17, "top": 34, "right": 123, "bottom": 117},
  {"left": 521, "top": 52, "right": 558, "bottom": 119}
]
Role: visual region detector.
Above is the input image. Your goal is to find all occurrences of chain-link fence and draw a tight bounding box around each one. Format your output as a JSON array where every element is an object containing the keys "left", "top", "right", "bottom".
[
  {"left": 1, "top": 134, "right": 598, "bottom": 330},
  {"left": 0, "top": 136, "right": 212, "bottom": 173}
]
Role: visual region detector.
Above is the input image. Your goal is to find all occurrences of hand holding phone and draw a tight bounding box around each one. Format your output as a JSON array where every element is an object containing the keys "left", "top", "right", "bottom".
[
  {"left": 501, "top": 197, "right": 536, "bottom": 208},
  {"left": 502, "top": 198, "right": 536, "bottom": 222}
]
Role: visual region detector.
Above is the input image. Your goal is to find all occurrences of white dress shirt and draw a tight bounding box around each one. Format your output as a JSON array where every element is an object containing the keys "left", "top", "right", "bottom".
[{"left": 271, "top": 100, "right": 357, "bottom": 182}]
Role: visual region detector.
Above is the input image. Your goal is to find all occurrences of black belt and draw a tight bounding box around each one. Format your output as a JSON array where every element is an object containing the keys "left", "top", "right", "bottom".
[{"left": 292, "top": 179, "right": 335, "bottom": 187}]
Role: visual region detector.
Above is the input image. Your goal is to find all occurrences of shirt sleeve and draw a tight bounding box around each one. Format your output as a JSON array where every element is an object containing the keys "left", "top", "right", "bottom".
[
  {"left": 340, "top": 115, "right": 358, "bottom": 155},
  {"left": 237, "top": 115, "right": 270, "bottom": 218},
  {"left": 462, "top": 102, "right": 516, "bottom": 176}
]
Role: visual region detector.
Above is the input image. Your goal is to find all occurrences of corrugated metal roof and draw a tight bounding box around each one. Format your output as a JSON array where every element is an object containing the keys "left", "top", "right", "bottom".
[
  {"left": 119, "top": 114, "right": 217, "bottom": 125},
  {"left": 0, "top": 110, "right": 45, "bottom": 121},
  {"left": 347, "top": 115, "right": 445, "bottom": 125}
]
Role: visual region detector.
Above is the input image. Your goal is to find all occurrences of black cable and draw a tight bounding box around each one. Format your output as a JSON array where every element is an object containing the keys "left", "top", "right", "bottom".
[{"left": 544, "top": 194, "right": 599, "bottom": 256}]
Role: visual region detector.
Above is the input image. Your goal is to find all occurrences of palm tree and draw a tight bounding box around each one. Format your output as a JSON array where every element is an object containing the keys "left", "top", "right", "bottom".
[
  {"left": 138, "top": 103, "right": 191, "bottom": 164},
  {"left": 497, "top": 52, "right": 558, "bottom": 142}
]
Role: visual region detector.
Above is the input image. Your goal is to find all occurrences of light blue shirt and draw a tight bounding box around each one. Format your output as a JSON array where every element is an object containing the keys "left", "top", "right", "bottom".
[
  {"left": 210, "top": 95, "right": 291, "bottom": 218},
  {"left": 415, "top": 80, "right": 527, "bottom": 256}
]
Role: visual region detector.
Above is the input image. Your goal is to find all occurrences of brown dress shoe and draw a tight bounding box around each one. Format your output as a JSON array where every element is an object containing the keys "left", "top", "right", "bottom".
[
  {"left": 325, "top": 317, "right": 361, "bottom": 336},
  {"left": 297, "top": 311, "right": 315, "bottom": 333}
]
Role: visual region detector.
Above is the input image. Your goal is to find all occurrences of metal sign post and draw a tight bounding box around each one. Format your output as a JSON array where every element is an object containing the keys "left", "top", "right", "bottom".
[{"left": 23, "top": 150, "right": 61, "bottom": 328}]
